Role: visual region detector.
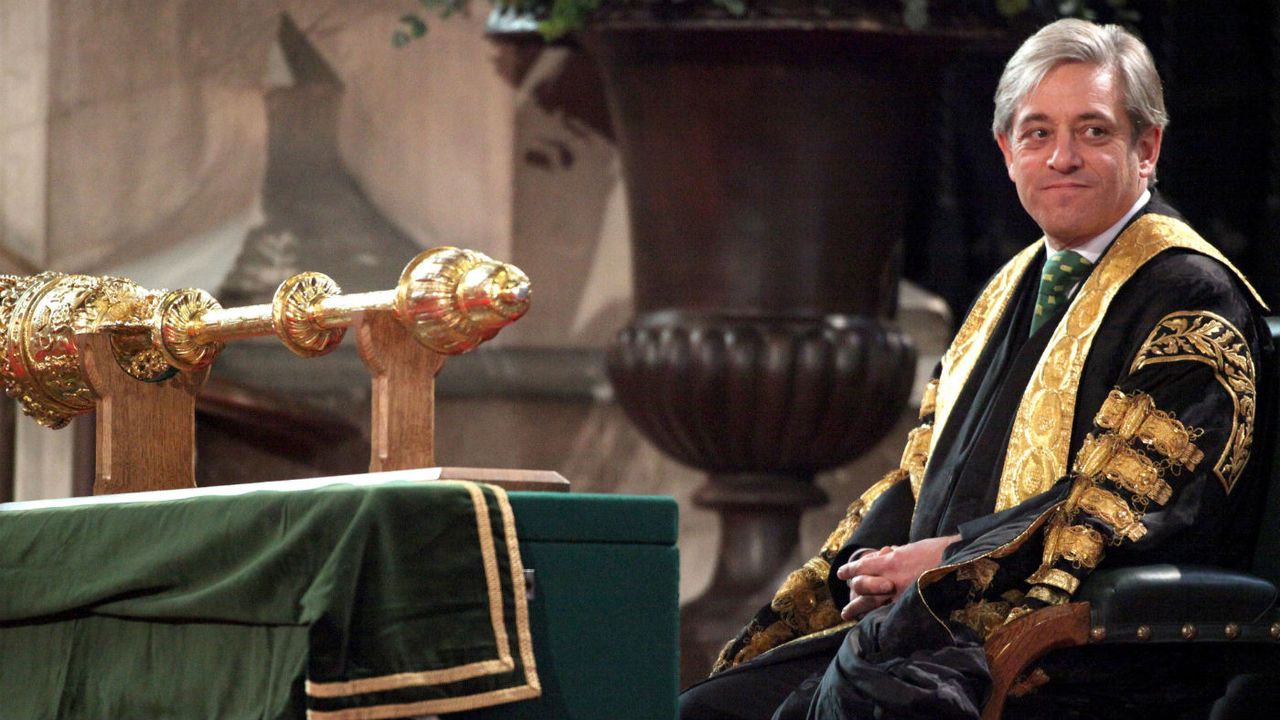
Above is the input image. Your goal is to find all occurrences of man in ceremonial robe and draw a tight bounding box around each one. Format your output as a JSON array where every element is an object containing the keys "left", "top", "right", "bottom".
[{"left": 681, "top": 18, "right": 1271, "bottom": 720}]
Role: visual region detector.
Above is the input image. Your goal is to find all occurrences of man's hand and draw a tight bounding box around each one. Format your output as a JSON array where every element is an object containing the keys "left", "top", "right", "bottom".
[{"left": 836, "top": 534, "right": 960, "bottom": 621}]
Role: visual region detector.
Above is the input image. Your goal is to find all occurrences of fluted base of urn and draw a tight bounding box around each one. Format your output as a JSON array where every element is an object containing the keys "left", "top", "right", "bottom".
[
  {"left": 680, "top": 473, "right": 828, "bottom": 685},
  {"left": 606, "top": 312, "right": 915, "bottom": 685},
  {"left": 607, "top": 313, "right": 916, "bottom": 473}
]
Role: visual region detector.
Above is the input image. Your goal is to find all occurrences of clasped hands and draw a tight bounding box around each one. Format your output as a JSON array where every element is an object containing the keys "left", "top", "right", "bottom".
[{"left": 836, "top": 534, "right": 959, "bottom": 621}]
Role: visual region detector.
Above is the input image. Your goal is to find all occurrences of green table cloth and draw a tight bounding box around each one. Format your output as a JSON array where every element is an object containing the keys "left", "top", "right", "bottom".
[{"left": 0, "top": 476, "right": 540, "bottom": 719}]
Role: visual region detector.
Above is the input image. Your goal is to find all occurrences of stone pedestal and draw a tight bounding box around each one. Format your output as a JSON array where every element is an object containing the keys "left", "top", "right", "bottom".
[{"left": 583, "top": 23, "right": 959, "bottom": 682}]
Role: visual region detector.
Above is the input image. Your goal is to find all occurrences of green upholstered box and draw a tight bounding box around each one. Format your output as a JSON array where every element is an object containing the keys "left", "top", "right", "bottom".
[{"left": 450, "top": 492, "right": 679, "bottom": 720}]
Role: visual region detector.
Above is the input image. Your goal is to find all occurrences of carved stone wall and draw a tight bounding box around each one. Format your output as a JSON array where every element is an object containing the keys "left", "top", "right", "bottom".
[
  {"left": 0, "top": 0, "right": 50, "bottom": 273},
  {"left": 45, "top": 0, "right": 275, "bottom": 273}
]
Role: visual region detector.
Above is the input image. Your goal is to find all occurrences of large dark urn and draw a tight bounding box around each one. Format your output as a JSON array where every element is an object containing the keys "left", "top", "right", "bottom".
[{"left": 585, "top": 21, "right": 955, "bottom": 683}]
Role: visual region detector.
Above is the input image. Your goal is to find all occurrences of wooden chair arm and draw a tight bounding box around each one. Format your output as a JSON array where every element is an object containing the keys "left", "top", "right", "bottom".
[{"left": 981, "top": 602, "right": 1091, "bottom": 720}]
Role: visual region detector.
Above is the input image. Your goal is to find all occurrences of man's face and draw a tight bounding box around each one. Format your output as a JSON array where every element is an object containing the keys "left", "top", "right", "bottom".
[{"left": 996, "top": 62, "right": 1162, "bottom": 248}]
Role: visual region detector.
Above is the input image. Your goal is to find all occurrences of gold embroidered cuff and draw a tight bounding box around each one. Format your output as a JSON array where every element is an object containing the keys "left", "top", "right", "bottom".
[
  {"left": 1027, "top": 566, "right": 1081, "bottom": 595},
  {"left": 1078, "top": 486, "right": 1147, "bottom": 541},
  {"left": 920, "top": 379, "right": 939, "bottom": 420},
  {"left": 1026, "top": 584, "right": 1070, "bottom": 606},
  {"left": 1095, "top": 389, "right": 1204, "bottom": 470},
  {"left": 1075, "top": 433, "right": 1172, "bottom": 505}
]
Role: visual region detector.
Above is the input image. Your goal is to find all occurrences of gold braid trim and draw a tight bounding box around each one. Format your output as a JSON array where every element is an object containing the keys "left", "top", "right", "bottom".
[
  {"left": 1075, "top": 433, "right": 1172, "bottom": 505},
  {"left": 1022, "top": 512, "right": 1103, "bottom": 606},
  {"left": 1076, "top": 483, "right": 1147, "bottom": 542},
  {"left": 712, "top": 618, "right": 797, "bottom": 671},
  {"left": 929, "top": 243, "right": 1041, "bottom": 462},
  {"left": 902, "top": 424, "right": 933, "bottom": 501},
  {"left": 1026, "top": 567, "right": 1080, "bottom": 595},
  {"left": 1026, "top": 585, "right": 1071, "bottom": 606},
  {"left": 1095, "top": 389, "right": 1204, "bottom": 470},
  {"left": 996, "top": 214, "right": 1265, "bottom": 511},
  {"left": 1130, "top": 311, "right": 1257, "bottom": 494},
  {"left": 1017, "top": 388, "right": 1206, "bottom": 613},
  {"left": 1044, "top": 520, "right": 1106, "bottom": 570}
]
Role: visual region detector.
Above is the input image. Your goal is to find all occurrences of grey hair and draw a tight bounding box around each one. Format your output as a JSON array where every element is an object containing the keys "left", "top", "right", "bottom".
[{"left": 992, "top": 19, "right": 1168, "bottom": 140}]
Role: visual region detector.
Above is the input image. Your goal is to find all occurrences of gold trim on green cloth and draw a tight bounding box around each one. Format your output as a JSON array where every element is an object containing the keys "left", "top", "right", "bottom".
[
  {"left": 928, "top": 243, "right": 1042, "bottom": 462},
  {"left": 996, "top": 214, "right": 1263, "bottom": 511},
  {"left": 307, "top": 681, "right": 543, "bottom": 720},
  {"left": 494, "top": 484, "right": 541, "bottom": 695},
  {"left": 306, "top": 482, "right": 540, "bottom": 717},
  {"left": 1130, "top": 311, "right": 1257, "bottom": 493}
]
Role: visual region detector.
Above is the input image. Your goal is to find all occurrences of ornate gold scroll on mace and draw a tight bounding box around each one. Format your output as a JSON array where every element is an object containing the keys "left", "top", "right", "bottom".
[{"left": 0, "top": 247, "right": 530, "bottom": 493}]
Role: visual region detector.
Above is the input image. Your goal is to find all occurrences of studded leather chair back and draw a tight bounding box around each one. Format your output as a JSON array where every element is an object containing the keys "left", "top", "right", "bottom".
[{"left": 1247, "top": 318, "right": 1280, "bottom": 584}]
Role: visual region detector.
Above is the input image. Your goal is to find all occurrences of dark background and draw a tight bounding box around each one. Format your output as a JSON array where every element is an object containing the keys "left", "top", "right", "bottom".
[{"left": 904, "top": 0, "right": 1280, "bottom": 321}]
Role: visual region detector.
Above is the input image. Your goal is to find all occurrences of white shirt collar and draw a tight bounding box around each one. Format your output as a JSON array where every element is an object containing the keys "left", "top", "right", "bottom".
[{"left": 1044, "top": 188, "right": 1151, "bottom": 264}]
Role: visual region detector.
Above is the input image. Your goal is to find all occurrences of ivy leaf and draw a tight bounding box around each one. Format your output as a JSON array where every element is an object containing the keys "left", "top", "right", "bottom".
[
  {"left": 539, "top": 0, "right": 602, "bottom": 40},
  {"left": 712, "top": 0, "right": 748, "bottom": 16},
  {"left": 392, "top": 12, "right": 431, "bottom": 48}
]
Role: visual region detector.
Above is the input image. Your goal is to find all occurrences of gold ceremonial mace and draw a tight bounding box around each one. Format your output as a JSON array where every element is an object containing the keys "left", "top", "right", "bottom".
[
  {"left": 146, "top": 247, "right": 528, "bottom": 370},
  {"left": 0, "top": 247, "right": 530, "bottom": 493}
]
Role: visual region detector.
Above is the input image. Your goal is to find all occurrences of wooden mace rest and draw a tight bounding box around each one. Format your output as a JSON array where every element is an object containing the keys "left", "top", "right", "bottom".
[{"left": 75, "top": 311, "right": 568, "bottom": 495}]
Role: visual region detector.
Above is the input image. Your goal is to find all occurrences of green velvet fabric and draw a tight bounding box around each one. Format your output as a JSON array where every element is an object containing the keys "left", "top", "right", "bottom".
[
  {"left": 449, "top": 493, "right": 680, "bottom": 720},
  {"left": 503, "top": 491, "right": 678, "bottom": 544},
  {"left": 0, "top": 477, "right": 538, "bottom": 719}
]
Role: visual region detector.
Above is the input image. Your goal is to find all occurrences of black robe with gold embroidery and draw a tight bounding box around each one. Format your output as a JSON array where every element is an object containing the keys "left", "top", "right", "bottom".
[{"left": 708, "top": 197, "right": 1271, "bottom": 719}]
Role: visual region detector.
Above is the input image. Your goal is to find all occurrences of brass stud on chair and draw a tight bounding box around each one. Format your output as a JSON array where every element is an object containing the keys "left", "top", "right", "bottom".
[
  {"left": 1270, "top": 622, "right": 1280, "bottom": 640},
  {"left": 1089, "top": 626, "right": 1107, "bottom": 643},
  {"left": 1136, "top": 625, "right": 1152, "bottom": 641},
  {"left": 1225, "top": 623, "right": 1241, "bottom": 640},
  {"left": 1181, "top": 624, "right": 1197, "bottom": 640}
]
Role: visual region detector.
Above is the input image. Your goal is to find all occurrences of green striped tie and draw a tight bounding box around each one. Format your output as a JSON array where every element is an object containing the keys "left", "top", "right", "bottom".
[{"left": 1030, "top": 250, "right": 1092, "bottom": 336}]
